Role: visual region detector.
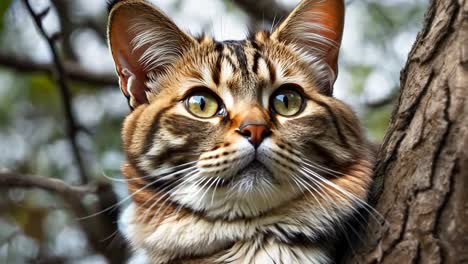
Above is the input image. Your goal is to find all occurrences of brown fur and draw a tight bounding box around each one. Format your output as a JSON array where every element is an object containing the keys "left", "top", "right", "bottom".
[{"left": 108, "top": 0, "right": 374, "bottom": 263}]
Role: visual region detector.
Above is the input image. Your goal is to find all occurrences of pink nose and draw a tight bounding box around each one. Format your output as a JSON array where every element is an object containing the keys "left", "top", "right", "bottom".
[{"left": 239, "top": 123, "right": 271, "bottom": 148}]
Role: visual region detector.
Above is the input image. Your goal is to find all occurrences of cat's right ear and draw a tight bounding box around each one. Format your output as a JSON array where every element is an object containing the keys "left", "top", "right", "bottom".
[
  {"left": 271, "top": 0, "right": 344, "bottom": 91},
  {"left": 108, "top": 0, "right": 196, "bottom": 109}
]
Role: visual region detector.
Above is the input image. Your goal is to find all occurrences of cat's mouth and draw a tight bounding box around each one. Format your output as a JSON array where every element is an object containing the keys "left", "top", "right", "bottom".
[{"left": 219, "top": 159, "right": 273, "bottom": 187}]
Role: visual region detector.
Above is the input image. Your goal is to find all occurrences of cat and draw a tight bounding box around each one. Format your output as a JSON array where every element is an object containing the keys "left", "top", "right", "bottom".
[{"left": 107, "top": 0, "right": 374, "bottom": 263}]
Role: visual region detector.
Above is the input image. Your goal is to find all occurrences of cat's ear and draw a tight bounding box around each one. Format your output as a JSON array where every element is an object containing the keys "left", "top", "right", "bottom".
[
  {"left": 108, "top": 0, "right": 196, "bottom": 108},
  {"left": 271, "top": 0, "right": 344, "bottom": 83}
]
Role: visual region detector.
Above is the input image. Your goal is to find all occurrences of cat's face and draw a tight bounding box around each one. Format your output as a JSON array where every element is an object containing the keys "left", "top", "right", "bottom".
[{"left": 109, "top": 0, "right": 372, "bottom": 222}]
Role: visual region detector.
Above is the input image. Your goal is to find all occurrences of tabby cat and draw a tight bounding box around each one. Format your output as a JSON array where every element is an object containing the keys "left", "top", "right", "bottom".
[{"left": 107, "top": 0, "right": 374, "bottom": 263}]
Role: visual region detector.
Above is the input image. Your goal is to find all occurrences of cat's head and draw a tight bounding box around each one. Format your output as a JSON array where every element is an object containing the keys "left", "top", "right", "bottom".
[{"left": 108, "top": 0, "right": 373, "bottom": 221}]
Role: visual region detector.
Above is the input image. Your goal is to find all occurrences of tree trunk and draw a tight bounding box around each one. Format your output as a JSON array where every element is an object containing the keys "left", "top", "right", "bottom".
[{"left": 344, "top": 0, "right": 468, "bottom": 263}]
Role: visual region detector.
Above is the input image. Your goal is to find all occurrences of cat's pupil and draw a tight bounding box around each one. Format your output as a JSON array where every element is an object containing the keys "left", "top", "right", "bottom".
[
  {"left": 199, "top": 97, "right": 206, "bottom": 111},
  {"left": 277, "top": 94, "right": 289, "bottom": 108},
  {"left": 282, "top": 95, "right": 289, "bottom": 108}
]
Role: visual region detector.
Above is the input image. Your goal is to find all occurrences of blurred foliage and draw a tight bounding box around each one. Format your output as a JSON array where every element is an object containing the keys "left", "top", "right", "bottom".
[
  {"left": 7, "top": 202, "right": 48, "bottom": 243},
  {"left": 0, "top": 0, "right": 12, "bottom": 31},
  {"left": 364, "top": 104, "right": 394, "bottom": 140},
  {"left": 365, "top": 2, "right": 426, "bottom": 41},
  {"left": 0, "top": 0, "right": 427, "bottom": 262},
  {"left": 348, "top": 64, "right": 373, "bottom": 94}
]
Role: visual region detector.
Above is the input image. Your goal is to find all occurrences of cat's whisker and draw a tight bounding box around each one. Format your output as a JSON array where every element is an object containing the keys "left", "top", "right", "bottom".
[
  {"left": 299, "top": 164, "right": 388, "bottom": 227},
  {"left": 148, "top": 193, "right": 177, "bottom": 225},
  {"left": 78, "top": 166, "right": 197, "bottom": 220},
  {"left": 146, "top": 174, "right": 200, "bottom": 223},
  {"left": 149, "top": 172, "right": 205, "bottom": 222},
  {"left": 295, "top": 169, "right": 369, "bottom": 245},
  {"left": 100, "top": 171, "right": 129, "bottom": 183},
  {"left": 99, "top": 161, "right": 198, "bottom": 183},
  {"left": 146, "top": 163, "right": 199, "bottom": 181},
  {"left": 301, "top": 158, "right": 347, "bottom": 177},
  {"left": 293, "top": 174, "right": 335, "bottom": 222},
  {"left": 291, "top": 173, "right": 361, "bottom": 244},
  {"left": 302, "top": 165, "right": 386, "bottom": 226},
  {"left": 190, "top": 175, "right": 216, "bottom": 200},
  {"left": 279, "top": 144, "right": 343, "bottom": 178},
  {"left": 140, "top": 173, "right": 194, "bottom": 223},
  {"left": 149, "top": 171, "right": 198, "bottom": 226},
  {"left": 153, "top": 172, "right": 210, "bottom": 219},
  {"left": 197, "top": 177, "right": 219, "bottom": 207},
  {"left": 299, "top": 166, "right": 371, "bottom": 223},
  {"left": 143, "top": 170, "right": 200, "bottom": 223},
  {"left": 210, "top": 177, "right": 223, "bottom": 206},
  {"left": 295, "top": 172, "right": 366, "bottom": 246}
]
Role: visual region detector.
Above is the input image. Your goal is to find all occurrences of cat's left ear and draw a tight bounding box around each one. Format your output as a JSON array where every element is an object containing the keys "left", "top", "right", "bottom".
[
  {"left": 108, "top": 0, "right": 196, "bottom": 108},
  {"left": 271, "top": 0, "right": 344, "bottom": 85}
]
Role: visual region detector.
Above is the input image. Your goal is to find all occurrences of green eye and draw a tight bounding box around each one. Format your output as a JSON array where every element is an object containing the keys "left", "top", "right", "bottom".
[
  {"left": 186, "top": 91, "right": 219, "bottom": 118},
  {"left": 271, "top": 85, "right": 304, "bottom": 116}
]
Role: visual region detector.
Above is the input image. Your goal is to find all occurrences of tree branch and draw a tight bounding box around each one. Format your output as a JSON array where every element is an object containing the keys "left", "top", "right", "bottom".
[
  {"left": 22, "top": 0, "right": 91, "bottom": 185},
  {"left": 50, "top": 0, "right": 108, "bottom": 59},
  {"left": 0, "top": 52, "right": 118, "bottom": 86},
  {"left": 0, "top": 172, "right": 92, "bottom": 198},
  {"left": 49, "top": 0, "right": 78, "bottom": 61},
  {"left": 14, "top": 2, "right": 129, "bottom": 263},
  {"left": 365, "top": 93, "right": 398, "bottom": 108},
  {"left": 0, "top": 172, "right": 128, "bottom": 263}
]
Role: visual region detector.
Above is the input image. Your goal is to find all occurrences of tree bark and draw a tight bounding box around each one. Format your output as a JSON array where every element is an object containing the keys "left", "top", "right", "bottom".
[{"left": 344, "top": 0, "right": 468, "bottom": 263}]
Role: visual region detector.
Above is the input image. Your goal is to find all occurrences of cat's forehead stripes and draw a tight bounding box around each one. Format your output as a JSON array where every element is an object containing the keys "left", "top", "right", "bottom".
[
  {"left": 200, "top": 37, "right": 275, "bottom": 94},
  {"left": 146, "top": 33, "right": 325, "bottom": 110}
]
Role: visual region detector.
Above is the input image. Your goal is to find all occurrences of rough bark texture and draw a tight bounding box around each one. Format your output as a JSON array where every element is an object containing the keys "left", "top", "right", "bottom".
[{"left": 343, "top": 0, "right": 468, "bottom": 263}]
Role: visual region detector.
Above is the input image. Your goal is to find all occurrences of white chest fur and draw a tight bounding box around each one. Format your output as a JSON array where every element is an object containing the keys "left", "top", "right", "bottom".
[{"left": 120, "top": 203, "right": 333, "bottom": 264}]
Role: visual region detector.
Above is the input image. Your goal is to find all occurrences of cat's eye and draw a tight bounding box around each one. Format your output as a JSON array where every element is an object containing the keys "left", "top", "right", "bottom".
[
  {"left": 186, "top": 91, "right": 220, "bottom": 118},
  {"left": 271, "top": 84, "right": 304, "bottom": 117}
]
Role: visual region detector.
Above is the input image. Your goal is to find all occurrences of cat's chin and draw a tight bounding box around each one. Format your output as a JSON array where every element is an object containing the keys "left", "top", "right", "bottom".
[{"left": 224, "top": 160, "right": 274, "bottom": 189}]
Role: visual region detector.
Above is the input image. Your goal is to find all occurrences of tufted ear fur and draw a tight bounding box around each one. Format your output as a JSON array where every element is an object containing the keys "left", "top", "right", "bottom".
[
  {"left": 108, "top": 0, "right": 196, "bottom": 108},
  {"left": 271, "top": 0, "right": 344, "bottom": 85}
]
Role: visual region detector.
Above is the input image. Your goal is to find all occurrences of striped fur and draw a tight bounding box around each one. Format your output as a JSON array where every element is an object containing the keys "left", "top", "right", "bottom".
[{"left": 108, "top": 0, "right": 374, "bottom": 263}]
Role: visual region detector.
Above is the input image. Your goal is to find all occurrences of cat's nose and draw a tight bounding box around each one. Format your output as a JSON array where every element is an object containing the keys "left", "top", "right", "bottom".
[{"left": 238, "top": 123, "right": 271, "bottom": 148}]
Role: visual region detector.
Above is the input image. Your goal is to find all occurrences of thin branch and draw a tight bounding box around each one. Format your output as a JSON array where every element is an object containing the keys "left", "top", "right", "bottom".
[
  {"left": 49, "top": 0, "right": 108, "bottom": 58},
  {"left": 50, "top": 0, "right": 79, "bottom": 61},
  {"left": 0, "top": 171, "right": 128, "bottom": 263},
  {"left": 0, "top": 52, "right": 118, "bottom": 86},
  {"left": 365, "top": 93, "right": 398, "bottom": 108},
  {"left": 78, "top": 18, "right": 107, "bottom": 42},
  {"left": 0, "top": 172, "right": 92, "bottom": 197},
  {"left": 22, "top": 0, "right": 90, "bottom": 184}
]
